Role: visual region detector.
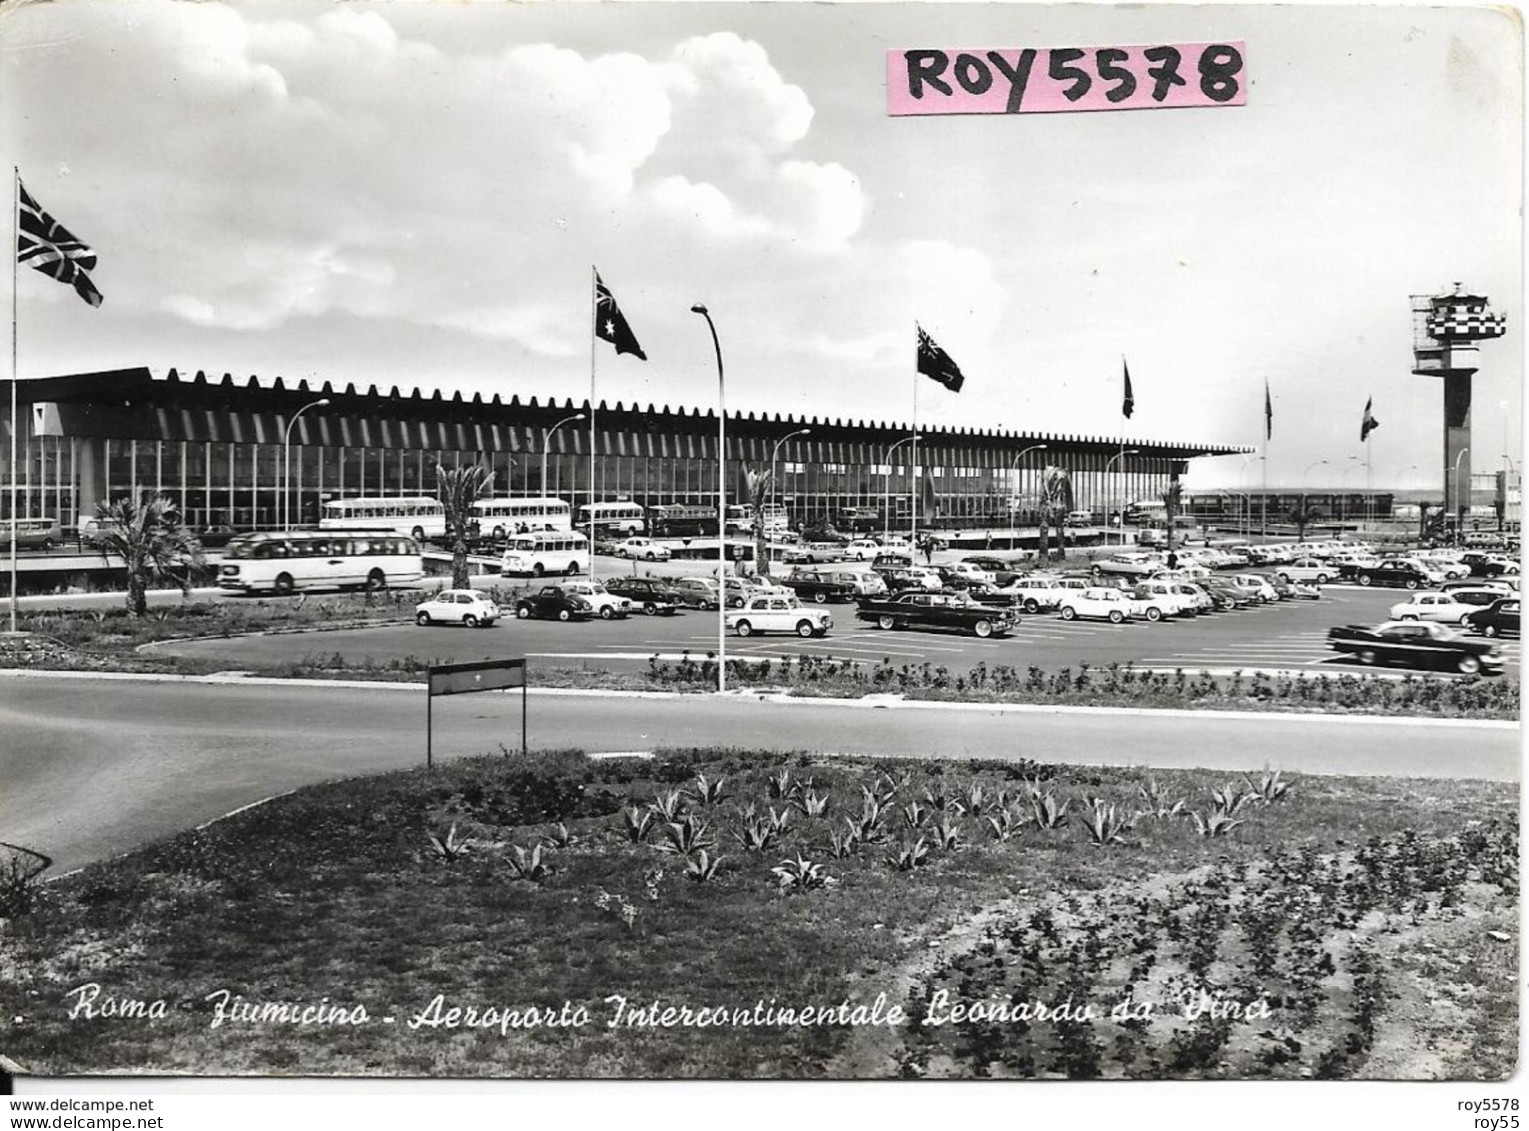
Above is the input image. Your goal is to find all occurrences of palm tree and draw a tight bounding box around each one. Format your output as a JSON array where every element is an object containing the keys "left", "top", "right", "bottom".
[
  {"left": 1286, "top": 499, "right": 1325, "bottom": 543},
  {"left": 1160, "top": 481, "right": 1184, "bottom": 552},
  {"left": 88, "top": 492, "right": 204, "bottom": 617},
  {"left": 435, "top": 463, "right": 495, "bottom": 589},
  {"left": 745, "top": 466, "right": 773, "bottom": 574},
  {"left": 1037, "top": 466, "right": 1075, "bottom": 562}
]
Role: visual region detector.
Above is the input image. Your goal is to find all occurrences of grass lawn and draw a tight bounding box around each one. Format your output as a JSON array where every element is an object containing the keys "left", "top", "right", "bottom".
[{"left": 0, "top": 748, "right": 1515, "bottom": 1079}]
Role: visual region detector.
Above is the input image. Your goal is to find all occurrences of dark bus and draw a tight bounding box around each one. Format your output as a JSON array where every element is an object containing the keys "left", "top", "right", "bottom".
[{"left": 647, "top": 504, "right": 720, "bottom": 538}]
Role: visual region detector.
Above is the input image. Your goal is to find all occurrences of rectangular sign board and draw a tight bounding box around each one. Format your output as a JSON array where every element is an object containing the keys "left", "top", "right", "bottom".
[
  {"left": 887, "top": 42, "right": 1247, "bottom": 115},
  {"left": 427, "top": 658, "right": 527, "bottom": 697}
]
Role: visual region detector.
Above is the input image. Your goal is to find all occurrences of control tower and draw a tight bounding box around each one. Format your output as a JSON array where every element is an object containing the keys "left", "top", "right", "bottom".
[{"left": 1410, "top": 285, "right": 1507, "bottom": 526}]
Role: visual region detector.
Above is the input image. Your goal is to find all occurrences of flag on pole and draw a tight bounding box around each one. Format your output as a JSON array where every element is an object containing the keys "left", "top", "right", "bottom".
[
  {"left": 1264, "top": 379, "right": 1273, "bottom": 441},
  {"left": 1360, "top": 397, "right": 1380, "bottom": 441},
  {"left": 916, "top": 325, "right": 964, "bottom": 392},
  {"left": 17, "top": 180, "right": 103, "bottom": 307},
  {"left": 1122, "top": 359, "right": 1135, "bottom": 419},
  {"left": 594, "top": 271, "right": 646, "bottom": 360}
]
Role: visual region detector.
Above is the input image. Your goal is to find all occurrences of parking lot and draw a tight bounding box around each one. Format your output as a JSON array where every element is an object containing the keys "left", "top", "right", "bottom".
[{"left": 147, "top": 581, "right": 1519, "bottom": 682}]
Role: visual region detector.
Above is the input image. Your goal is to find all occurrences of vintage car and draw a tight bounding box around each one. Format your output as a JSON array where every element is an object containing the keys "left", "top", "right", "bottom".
[
  {"left": 1057, "top": 586, "right": 1140, "bottom": 624},
  {"left": 1347, "top": 558, "right": 1448, "bottom": 589},
  {"left": 777, "top": 569, "right": 858, "bottom": 604},
  {"left": 415, "top": 589, "right": 501, "bottom": 628},
  {"left": 514, "top": 587, "right": 595, "bottom": 622},
  {"left": 603, "top": 576, "right": 682, "bottom": 615},
  {"left": 1327, "top": 621, "right": 1504, "bottom": 675},
  {"left": 999, "top": 575, "right": 1071, "bottom": 614},
  {"left": 1463, "top": 597, "right": 1520, "bottom": 638},
  {"left": 616, "top": 537, "right": 672, "bottom": 562},
  {"left": 1388, "top": 592, "right": 1483, "bottom": 625},
  {"left": 855, "top": 591, "right": 1015, "bottom": 638},
  {"left": 1275, "top": 557, "right": 1338, "bottom": 585},
  {"left": 549, "top": 580, "right": 632, "bottom": 619},
  {"left": 725, "top": 594, "right": 832, "bottom": 638}
]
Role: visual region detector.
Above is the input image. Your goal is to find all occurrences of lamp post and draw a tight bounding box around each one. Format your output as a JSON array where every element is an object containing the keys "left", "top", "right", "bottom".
[
  {"left": 691, "top": 304, "right": 728, "bottom": 694},
  {"left": 1300, "top": 458, "right": 1330, "bottom": 542},
  {"left": 1104, "top": 448, "right": 1139, "bottom": 546},
  {"left": 882, "top": 435, "right": 918, "bottom": 545},
  {"left": 1239, "top": 453, "right": 1264, "bottom": 541},
  {"left": 282, "top": 397, "right": 330, "bottom": 530},
  {"left": 540, "top": 412, "right": 586, "bottom": 500},
  {"left": 765, "top": 427, "right": 810, "bottom": 571},
  {"left": 1337, "top": 456, "right": 1363, "bottom": 526},
  {"left": 1008, "top": 443, "right": 1048, "bottom": 551},
  {"left": 1452, "top": 446, "right": 1471, "bottom": 541}
]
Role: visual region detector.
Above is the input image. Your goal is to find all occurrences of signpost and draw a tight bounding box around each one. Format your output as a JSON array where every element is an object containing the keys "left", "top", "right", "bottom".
[{"left": 426, "top": 657, "right": 528, "bottom": 768}]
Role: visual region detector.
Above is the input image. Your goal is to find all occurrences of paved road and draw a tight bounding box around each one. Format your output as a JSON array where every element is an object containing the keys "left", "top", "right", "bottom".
[
  {"left": 1, "top": 672, "right": 1517, "bottom": 875},
  {"left": 142, "top": 584, "right": 1520, "bottom": 681}
]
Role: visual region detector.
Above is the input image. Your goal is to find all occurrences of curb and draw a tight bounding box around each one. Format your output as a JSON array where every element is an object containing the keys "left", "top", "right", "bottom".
[{"left": 0, "top": 666, "right": 1513, "bottom": 727}]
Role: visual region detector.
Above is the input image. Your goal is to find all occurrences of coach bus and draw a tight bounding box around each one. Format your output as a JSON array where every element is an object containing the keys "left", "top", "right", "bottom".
[
  {"left": 499, "top": 529, "right": 591, "bottom": 577},
  {"left": 576, "top": 500, "right": 646, "bottom": 535},
  {"left": 319, "top": 496, "right": 447, "bottom": 542},
  {"left": 472, "top": 496, "right": 572, "bottom": 538},
  {"left": 218, "top": 530, "right": 424, "bottom": 594},
  {"left": 0, "top": 516, "right": 61, "bottom": 549},
  {"left": 648, "top": 503, "right": 720, "bottom": 538}
]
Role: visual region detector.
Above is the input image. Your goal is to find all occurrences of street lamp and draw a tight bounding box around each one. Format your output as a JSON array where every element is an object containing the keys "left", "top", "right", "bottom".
[
  {"left": 1337, "top": 456, "right": 1363, "bottom": 526},
  {"left": 691, "top": 304, "right": 728, "bottom": 694},
  {"left": 882, "top": 435, "right": 918, "bottom": 545},
  {"left": 1299, "top": 459, "right": 1330, "bottom": 542},
  {"left": 282, "top": 397, "right": 330, "bottom": 530},
  {"left": 766, "top": 428, "right": 810, "bottom": 571},
  {"left": 1009, "top": 444, "right": 1048, "bottom": 551},
  {"left": 540, "top": 412, "right": 586, "bottom": 499},
  {"left": 1452, "top": 446, "right": 1471, "bottom": 540},
  {"left": 1104, "top": 448, "right": 1139, "bottom": 546}
]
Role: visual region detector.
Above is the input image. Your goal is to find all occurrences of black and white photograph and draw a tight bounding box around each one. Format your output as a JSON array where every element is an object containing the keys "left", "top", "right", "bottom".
[{"left": 0, "top": 0, "right": 1520, "bottom": 1119}]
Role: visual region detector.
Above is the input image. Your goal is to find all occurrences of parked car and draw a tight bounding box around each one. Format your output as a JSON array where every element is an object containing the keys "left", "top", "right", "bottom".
[
  {"left": 415, "top": 589, "right": 501, "bottom": 627},
  {"left": 1388, "top": 592, "right": 1479, "bottom": 625},
  {"left": 726, "top": 594, "right": 832, "bottom": 638},
  {"left": 617, "top": 537, "right": 672, "bottom": 562},
  {"left": 778, "top": 569, "right": 857, "bottom": 604},
  {"left": 1229, "top": 574, "right": 1279, "bottom": 603},
  {"left": 943, "top": 561, "right": 996, "bottom": 587},
  {"left": 1350, "top": 559, "right": 1446, "bottom": 589},
  {"left": 809, "top": 568, "right": 888, "bottom": 598},
  {"left": 1128, "top": 581, "right": 1197, "bottom": 619},
  {"left": 514, "top": 587, "right": 595, "bottom": 621},
  {"left": 1275, "top": 557, "right": 1337, "bottom": 585},
  {"left": 855, "top": 590, "right": 1015, "bottom": 637},
  {"left": 549, "top": 580, "right": 632, "bottom": 620},
  {"left": 960, "top": 555, "right": 1027, "bottom": 586},
  {"left": 1327, "top": 621, "right": 1504, "bottom": 675},
  {"left": 1058, "top": 586, "right": 1139, "bottom": 623},
  {"left": 876, "top": 565, "right": 943, "bottom": 592},
  {"left": 1091, "top": 553, "right": 1162, "bottom": 580},
  {"left": 668, "top": 577, "right": 721, "bottom": 610},
  {"left": 782, "top": 541, "right": 845, "bottom": 565},
  {"left": 842, "top": 539, "right": 883, "bottom": 561},
  {"left": 1000, "top": 575, "right": 1071, "bottom": 614},
  {"left": 1464, "top": 597, "right": 1520, "bottom": 638},
  {"left": 1268, "top": 577, "right": 1321, "bottom": 601},
  {"left": 603, "top": 576, "right": 682, "bottom": 615}
]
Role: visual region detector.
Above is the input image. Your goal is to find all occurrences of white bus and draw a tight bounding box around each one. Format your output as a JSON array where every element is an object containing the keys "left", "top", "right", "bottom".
[
  {"left": 217, "top": 530, "right": 424, "bottom": 594},
  {"left": 1, "top": 516, "right": 61, "bottom": 549},
  {"left": 577, "top": 501, "right": 646, "bottom": 535},
  {"left": 499, "top": 530, "right": 591, "bottom": 577},
  {"left": 472, "top": 496, "right": 572, "bottom": 538},
  {"left": 319, "top": 496, "right": 446, "bottom": 541}
]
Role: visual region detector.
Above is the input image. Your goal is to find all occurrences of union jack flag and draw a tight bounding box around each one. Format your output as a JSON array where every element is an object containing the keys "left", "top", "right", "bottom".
[{"left": 17, "top": 180, "right": 102, "bottom": 307}]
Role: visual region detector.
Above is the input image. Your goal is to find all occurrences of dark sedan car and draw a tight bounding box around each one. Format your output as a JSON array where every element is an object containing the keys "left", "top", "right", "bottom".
[
  {"left": 514, "top": 587, "right": 595, "bottom": 622},
  {"left": 777, "top": 570, "right": 857, "bottom": 604},
  {"left": 603, "top": 576, "right": 682, "bottom": 615},
  {"left": 960, "top": 555, "right": 1026, "bottom": 586},
  {"left": 1464, "top": 597, "right": 1520, "bottom": 638}
]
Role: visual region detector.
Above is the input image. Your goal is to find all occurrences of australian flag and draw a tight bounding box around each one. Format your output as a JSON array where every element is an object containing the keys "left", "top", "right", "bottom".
[
  {"left": 594, "top": 271, "right": 646, "bottom": 360},
  {"left": 917, "top": 325, "right": 965, "bottom": 392}
]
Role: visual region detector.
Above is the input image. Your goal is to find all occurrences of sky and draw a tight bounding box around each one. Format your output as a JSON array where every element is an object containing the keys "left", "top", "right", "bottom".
[{"left": 0, "top": 0, "right": 1521, "bottom": 491}]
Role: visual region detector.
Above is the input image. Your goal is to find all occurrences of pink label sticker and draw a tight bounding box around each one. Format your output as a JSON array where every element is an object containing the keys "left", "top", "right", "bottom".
[{"left": 887, "top": 43, "right": 1247, "bottom": 115}]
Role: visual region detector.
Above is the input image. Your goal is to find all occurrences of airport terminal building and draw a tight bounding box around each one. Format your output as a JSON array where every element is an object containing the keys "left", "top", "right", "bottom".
[{"left": 2, "top": 367, "right": 1248, "bottom": 534}]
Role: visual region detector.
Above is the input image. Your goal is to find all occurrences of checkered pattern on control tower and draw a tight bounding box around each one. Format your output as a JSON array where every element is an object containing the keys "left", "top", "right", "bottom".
[{"left": 1426, "top": 309, "right": 1507, "bottom": 341}]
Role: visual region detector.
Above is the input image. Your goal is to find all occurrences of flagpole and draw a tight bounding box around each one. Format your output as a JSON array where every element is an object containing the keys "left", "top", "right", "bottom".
[
  {"left": 9, "top": 166, "right": 19, "bottom": 634},
  {"left": 588, "top": 266, "right": 597, "bottom": 581},
  {"left": 910, "top": 324, "right": 919, "bottom": 552}
]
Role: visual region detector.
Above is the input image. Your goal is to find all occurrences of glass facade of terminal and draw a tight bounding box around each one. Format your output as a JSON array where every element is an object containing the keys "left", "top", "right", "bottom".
[{"left": 3, "top": 369, "right": 1245, "bottom": 534}]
